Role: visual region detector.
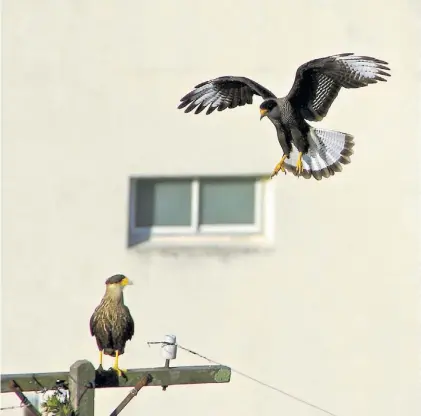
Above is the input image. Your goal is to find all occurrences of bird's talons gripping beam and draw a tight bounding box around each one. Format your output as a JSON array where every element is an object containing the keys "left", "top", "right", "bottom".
[
  {"left": 161, "top": 334, "right": 177, "bottom": 391},
  {"left": 111, "top": 351, "right": 128, "bottom": 379},
  {"left": 270, "top": 154, "right": 288, "bottom": 179},
  {"left": 112, "top": 367, "right": 127, "bottom": 378}
]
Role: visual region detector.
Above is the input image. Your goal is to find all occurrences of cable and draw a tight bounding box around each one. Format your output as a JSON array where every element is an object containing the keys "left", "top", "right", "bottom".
[
  {"left": 148, "top": 341, "right": 339, "bottom": 416},
  {"left": 0, "top": 405, "right": 26, "bottom": 411}
]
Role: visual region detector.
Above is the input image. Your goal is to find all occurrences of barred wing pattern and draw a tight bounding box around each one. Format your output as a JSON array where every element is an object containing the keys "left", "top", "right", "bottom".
[
  {"left": 287, "top": 53, "right": 391, "bottom": 122},
  {"left": 178, "top": 76, "right": 277, "bottom": 115}
]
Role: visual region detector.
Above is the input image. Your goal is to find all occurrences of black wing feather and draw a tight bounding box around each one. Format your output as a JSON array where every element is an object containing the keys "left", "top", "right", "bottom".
[
  {"left": 89, "top": 312, "right": 95, "bottom": 336},
  {"left": 287, "top": 53, "right": 391, "bottom": 121},
  {"left": 124, "top": 306, "right": 135, "bottom": 341},
  {"left": 178, "top": 76, "right": 277, "bottom": 115},
  {"left": 89, "top": 307, "right": 99, "bottom": 337}
]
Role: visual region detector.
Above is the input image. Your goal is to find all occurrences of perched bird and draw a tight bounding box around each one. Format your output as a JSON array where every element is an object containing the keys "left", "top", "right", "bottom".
[
  {"left": 178, "top": 53, "right": 391, "bottom": 180},
  {"left": 89, "top": 274, "right": 134, "bottom": 376}
]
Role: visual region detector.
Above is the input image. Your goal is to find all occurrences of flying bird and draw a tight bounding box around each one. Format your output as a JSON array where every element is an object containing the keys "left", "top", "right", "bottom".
[
  {"left": 178, "top": 53, "right": 391, "bottom": 180},
  {"left": 89, "top": 274, "right": 134, "bottom": 376}
]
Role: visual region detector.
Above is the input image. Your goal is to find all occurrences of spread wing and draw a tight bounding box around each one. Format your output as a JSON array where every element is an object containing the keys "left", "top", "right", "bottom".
[
  {"left": 178, "top": 76, "right": 277, "bottom": 115},
  {"left": 287, "top": 53, "right": 391, "bottom": 122}
]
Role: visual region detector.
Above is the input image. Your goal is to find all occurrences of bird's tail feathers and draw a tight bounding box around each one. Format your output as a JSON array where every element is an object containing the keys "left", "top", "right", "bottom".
[{"left": 284, "top": 127, "right": 354, "bottom": 180}]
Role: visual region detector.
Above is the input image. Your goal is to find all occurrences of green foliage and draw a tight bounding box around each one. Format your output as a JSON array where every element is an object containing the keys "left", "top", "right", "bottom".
[{"left": 40, "top": 390, "right": 77, "bottom": 416}]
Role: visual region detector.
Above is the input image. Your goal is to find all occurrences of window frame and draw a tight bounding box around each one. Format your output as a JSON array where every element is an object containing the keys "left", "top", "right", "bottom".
[
  {"left": 197, "top": 178, "right": 262, "bottom": 235},
  {"left": 129, "top": 176, "right": 267, "bottom": 241}
]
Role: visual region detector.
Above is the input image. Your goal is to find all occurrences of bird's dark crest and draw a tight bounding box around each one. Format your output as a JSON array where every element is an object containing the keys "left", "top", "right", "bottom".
[
  {"left": 105, "top": 274, "right": 126, "bottom": 285},
  {"left": 260, "top": 99, "right": 278, "bottom": 111}
]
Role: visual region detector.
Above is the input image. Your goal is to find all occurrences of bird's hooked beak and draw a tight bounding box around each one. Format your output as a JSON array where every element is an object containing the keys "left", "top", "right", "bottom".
[
  {"left": 260, "top": 108, "right": 268, "bottom": 120},
  {"left": 121, "top": 277, "right": 134, "bottom": 287}
]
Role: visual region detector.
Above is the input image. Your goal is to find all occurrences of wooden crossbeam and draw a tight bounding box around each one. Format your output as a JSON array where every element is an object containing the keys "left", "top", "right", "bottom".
[{"left": 1, "top": 365, "right": 231, "bottom": 393}]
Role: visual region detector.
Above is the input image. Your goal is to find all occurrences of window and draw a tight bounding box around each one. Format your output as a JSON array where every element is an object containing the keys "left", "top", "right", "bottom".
[{"left": 128, "top": 176, "right": 272, "bottom": 245}]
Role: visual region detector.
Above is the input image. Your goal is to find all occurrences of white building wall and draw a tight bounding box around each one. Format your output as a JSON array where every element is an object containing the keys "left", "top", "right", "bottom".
[{"left": 1, "top": 1, "right": 420, "bottom": 415}]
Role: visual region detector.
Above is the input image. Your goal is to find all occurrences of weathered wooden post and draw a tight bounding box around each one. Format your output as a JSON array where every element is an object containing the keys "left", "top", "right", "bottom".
[{"left": 69, "top": 360, "right": 95, "bottom": 416}]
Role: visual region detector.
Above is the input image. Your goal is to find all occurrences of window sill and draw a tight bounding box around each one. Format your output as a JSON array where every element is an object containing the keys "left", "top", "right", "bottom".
[{"left": 129, "top": 234, "right": 275, "bottom": 256}]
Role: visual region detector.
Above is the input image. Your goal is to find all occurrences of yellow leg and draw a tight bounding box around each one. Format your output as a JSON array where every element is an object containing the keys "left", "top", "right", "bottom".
[
  {"left": 270, "top": 154, "right": 288, "bottom": 179},
  {"left": 295, "top": 152, "right": 303, "bottom": 176},
  {"left": 112, "top": 350, "right": 126, "bottom": 377},
  {"left": 99, "top": 350, "right": 103, "bottom": 367}
]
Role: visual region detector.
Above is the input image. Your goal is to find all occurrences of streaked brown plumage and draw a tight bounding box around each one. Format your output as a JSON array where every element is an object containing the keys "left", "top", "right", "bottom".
[{"left": 89, "top": 274, "right": 134, "bottom": 376}]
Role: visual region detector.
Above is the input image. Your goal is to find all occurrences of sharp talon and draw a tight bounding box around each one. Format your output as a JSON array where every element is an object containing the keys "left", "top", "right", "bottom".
[
  {"left": 270, "top": 165, "right": 281, "bottom": 179},
  {"left": 271, "top": 155, "right": 288, "bottom": 179},
  {"left": 112, "top": 367, "right": 126, "bottom": 377},
  {"left": 111, "top": 350, "right": 127, "bottom": 377}
]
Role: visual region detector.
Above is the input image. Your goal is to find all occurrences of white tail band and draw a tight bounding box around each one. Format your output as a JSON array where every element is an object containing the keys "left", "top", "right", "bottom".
[{"left": 284, "top": 127, "right": 354, "bottom": 180}]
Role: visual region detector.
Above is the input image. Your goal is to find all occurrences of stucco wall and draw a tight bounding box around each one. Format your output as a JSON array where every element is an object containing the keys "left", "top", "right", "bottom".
[{"left": 1, "top": 1, "right": 420, "bottom": 415}]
